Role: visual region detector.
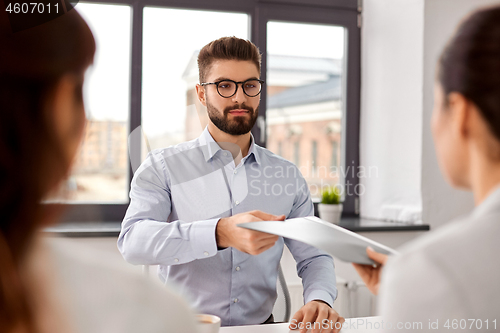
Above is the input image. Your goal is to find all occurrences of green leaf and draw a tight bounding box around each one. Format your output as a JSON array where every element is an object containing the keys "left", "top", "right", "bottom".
[{"left": 320, "top": 186, "right": 341, "bottom": 204}]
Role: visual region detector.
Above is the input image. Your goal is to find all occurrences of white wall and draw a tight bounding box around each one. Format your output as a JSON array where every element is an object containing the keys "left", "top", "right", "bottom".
[
  {"left": 359, "top": 0, "right": 424, "bottom": 223},
  {"left": 360, "top": 0, "right": 500, "bottom": 228},
  {"left": 421, "top": 0, "right": 500, "bottom": 229}
]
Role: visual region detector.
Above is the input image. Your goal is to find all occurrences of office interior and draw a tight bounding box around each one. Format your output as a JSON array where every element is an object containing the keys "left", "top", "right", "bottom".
[{"left": 44, "top": 0, "right": 498, "bottom": 322}]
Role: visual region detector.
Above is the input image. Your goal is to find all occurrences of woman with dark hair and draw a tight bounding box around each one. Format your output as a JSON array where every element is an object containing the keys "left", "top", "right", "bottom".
[
  {"left": 353, "top": 6, "right": 500, "bottom": 330},
  {"left": 0, "top": 7, "right": 197, "bottom": 333}
]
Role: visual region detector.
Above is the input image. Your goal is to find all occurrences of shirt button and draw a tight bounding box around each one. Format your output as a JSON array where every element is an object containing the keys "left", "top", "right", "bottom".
[
  {"left": 234, "top": 298, "right": 238, "bottom": 303},
  {"left": 235, "top": 201, "right": 240, "bottom": 205},
  {"left": 235, "top": 266, "right": 240, "bottom": 271},
  {"left": 174, "top": 258, "right": 179, "bottom": 263},
  {"left": 204, "top": 251, "right": 209, "bottom": 256},
  {"left": 233, "top": 170, "right": 237, "bottom": 174},
  {"left": 224, "top": 152, "right": 228, "bottom": 156}
]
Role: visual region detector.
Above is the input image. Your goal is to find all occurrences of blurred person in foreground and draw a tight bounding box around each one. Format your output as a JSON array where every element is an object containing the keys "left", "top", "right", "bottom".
[
  {"left": 353, "top": 6, "right": 500, "bottom": 331},
  {"left": 0, "top": 5, "right": 197, "bottom": 333}
]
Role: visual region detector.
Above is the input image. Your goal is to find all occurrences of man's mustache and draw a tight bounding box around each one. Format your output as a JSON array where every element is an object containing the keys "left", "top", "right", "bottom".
[{"left": 223, "top": 104, "right": 254, "bottom": 115}]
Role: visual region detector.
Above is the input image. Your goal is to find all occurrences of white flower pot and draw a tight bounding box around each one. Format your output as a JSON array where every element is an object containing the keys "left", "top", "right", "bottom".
[{"left": 318, "top": 203, "right": 343, "bottom": 224}]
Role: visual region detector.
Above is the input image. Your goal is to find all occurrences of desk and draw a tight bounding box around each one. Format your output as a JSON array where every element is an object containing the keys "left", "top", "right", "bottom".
[{"left": 220, "top": 317, "right": 382, "bottom": 333}]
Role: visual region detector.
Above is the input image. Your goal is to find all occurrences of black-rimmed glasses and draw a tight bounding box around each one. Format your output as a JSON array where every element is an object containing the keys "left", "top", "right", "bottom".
[{"left": 200, "top": 79, "right": 265, "bottom": 98}]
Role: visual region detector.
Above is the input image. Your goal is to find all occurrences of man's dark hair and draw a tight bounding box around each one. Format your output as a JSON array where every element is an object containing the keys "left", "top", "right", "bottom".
[{"left": 197, "top": 36, "right": 261, "bottom": 83}]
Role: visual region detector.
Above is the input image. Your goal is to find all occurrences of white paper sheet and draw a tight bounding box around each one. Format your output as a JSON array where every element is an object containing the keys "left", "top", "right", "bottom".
[{"left": 238, "top": 216, "right": 398, "bottom": 264}]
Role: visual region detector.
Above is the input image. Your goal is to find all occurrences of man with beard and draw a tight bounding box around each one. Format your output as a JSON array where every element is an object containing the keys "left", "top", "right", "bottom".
[{"left": 118, "top": 37, "right": 344, "bottom": 332}]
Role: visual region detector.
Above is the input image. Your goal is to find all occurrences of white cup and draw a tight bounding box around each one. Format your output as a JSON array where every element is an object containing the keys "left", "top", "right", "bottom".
[{"left": 196, "top": 314, "right": 221, "bottom": 333}]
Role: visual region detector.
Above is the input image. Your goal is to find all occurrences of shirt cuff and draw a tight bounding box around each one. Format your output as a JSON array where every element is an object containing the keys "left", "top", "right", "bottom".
[
  {"left": 189, "top": 218, "right": 219, "bottom": 259},
  {"left": 304, "top": 290, "right": 335, "bottom": 308}
]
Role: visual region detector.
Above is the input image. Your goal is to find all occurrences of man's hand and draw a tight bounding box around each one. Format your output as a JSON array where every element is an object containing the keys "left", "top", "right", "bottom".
[
  {"left": 352, "top": 247, "right": 389, "bottom": 295},
  {"left": 216, "top": 210, "right": 285, "bottom": 255},
  {"left": 289, "top": 300, "right": 344, "bottom": 333}
]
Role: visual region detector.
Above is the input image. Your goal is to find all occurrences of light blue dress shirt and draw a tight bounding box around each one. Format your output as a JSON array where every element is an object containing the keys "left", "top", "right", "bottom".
[{"left": 118, "top": 127, "right": 337, "bottom": 326}]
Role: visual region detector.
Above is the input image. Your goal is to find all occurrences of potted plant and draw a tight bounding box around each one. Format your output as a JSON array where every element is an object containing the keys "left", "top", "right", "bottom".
[{"left": 318, "top": 186, "right": 343, "bottom": 224}]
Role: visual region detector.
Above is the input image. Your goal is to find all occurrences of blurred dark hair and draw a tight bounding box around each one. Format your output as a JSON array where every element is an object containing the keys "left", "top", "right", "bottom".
[
  {"left": 198, "top": 36, "right": 261, "bottom": 83},
  {"left": 0, "top": 9, "right": 95, "bottom": 332},
  {"left": 438, "top": 6, "right": 500, "bottom": 143}
]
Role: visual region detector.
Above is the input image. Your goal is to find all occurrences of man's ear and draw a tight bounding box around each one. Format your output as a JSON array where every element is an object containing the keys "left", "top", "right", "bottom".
[
  {"left": 447, "top": 92, "right": 470, "bottom": 141},
  {"left": 195, "top": 84, "right": 207, "bottom": 107}
]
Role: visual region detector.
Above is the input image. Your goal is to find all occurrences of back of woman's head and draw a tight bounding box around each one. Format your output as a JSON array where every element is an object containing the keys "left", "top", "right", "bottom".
[
  {"left": 0, "top": 9, "right": 95, "bottom": 332},
  {"left": 438, "top": 6, "right": 500, "bottom": 143}
]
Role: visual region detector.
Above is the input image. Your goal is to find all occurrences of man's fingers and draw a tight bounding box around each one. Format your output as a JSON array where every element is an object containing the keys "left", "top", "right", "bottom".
[
  {"left": 255, "top": 240, "right": 278, "bottom": 252},
  {"left": 254, "top": 242, "right": 276, "bottom": 255},
  {"left": 300, "top": 310, "right": 317, "bottom": 333},
  {"left": 257, "top": 234, "right": 279, "bottom": 244},
  {"left": 240, "top": 230, "right": 279, "bottom": 255},
  {"left": 250, "top": 210, "right": 286, "bottom": 221},
  {"left": 325, "top": 313, "right": 336, "bottom": 333},
  {"left": 289, "top": 310, "right": 304, "bottom": 330},
  {"left": 245, "top": 230, "right": 278, "bottom": 243},
  {"left": 326, "top": 310, "right": 342, "bottom": 333},
  {"left": 253, "top": 231, "right": 279, "bottom": 239},
  {"left": 332, "top": 315, "right": 345, "bottom": 333},
  {"left": 311, "top": 306, "right": 329, "bottom": 333},
  {"left": 366, "top": 247, "right": 388, "bottom": 264}
]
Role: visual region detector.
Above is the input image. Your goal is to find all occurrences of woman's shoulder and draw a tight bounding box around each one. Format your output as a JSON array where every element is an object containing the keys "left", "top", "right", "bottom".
[
  {"left": 395, "top": 209, "right": 499, "bottom": 263},
  {"left": 380, "top": 211, "right": 500, "bottom": 320},
  {"left": 40, "top": 236, "right": 199, "bottom": 333}
]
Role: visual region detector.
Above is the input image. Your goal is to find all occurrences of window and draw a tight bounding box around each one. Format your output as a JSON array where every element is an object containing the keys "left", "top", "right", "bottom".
[
  {"left": 312, "top": 140, "right": 318, "bottom": 172},
  {"left": 142, "top": 8, "right": 249, "bottom": 155},
  {"left": 52, "top": 3, "right": 131, "bottom": 204},
  {"left": 331, "top": 140, "right": 339, "bottom": 168},
  {"left": 60, "top": 0, "right": 360, "bottom": 221},
  {"left": 266, "top": 21, "right": 345, "bottom": 199},
  {"left": 294, "top": 141, "right": 300, "bottom": 166}
]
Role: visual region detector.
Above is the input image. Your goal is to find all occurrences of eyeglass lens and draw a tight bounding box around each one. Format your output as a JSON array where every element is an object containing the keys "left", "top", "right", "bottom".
[{"left": 217, "top": 80, "right": 261, "bottom": 97}]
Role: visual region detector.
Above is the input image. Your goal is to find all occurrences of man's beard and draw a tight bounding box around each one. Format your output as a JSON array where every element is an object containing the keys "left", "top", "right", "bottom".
[{"left": 206, "top": 101, "right": 259, "bottom": 136}]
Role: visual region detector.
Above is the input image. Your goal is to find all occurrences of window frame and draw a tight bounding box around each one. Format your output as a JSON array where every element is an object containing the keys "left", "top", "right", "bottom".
[{"left": 59, "top": 0, "right": 360, "bottom": 222}]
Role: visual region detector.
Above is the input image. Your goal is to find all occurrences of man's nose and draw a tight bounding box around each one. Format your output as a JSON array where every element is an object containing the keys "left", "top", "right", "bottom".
[{"left": 231, "top": 83, "right": 247, "bottom": 104}]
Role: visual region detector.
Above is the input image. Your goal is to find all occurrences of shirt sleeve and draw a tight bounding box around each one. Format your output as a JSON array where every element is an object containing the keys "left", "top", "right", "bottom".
[
  {"left": 285, "top": 172, "right": 338, "bottom": 307},
  {"left": 117, "top": 151, "right": 219, "bottom": 266}
]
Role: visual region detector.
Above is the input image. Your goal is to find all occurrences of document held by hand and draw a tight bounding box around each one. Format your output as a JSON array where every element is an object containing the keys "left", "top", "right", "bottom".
[{"left": 238, "top": 216, "right": 398, "bottom": 265}]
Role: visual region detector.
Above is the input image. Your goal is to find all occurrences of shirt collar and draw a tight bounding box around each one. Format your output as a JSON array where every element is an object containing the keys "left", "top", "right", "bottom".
[
  {"left": 247, "top": 134, "right": 261, "bottom": 165},
  {"left": 199, "top": 127, "right": 261, "bottom": 165}
]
